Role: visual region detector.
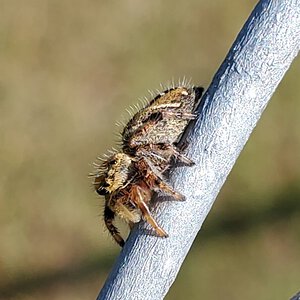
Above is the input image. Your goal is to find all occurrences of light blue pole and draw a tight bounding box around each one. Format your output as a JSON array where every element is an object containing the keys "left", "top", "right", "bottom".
[{"left": 98, "top": 1, "right": 300, "bottom": 299}]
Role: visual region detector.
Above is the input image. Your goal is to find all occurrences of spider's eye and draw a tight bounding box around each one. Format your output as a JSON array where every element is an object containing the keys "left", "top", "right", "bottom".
[{"left": 109, "top": 159, "right": 116, "bottom": 166}]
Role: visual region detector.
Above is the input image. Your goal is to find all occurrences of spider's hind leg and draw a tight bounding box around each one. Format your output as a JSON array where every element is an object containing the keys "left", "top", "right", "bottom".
[{"left": 167, "top": 144, "right": 194, "bottom": 166}]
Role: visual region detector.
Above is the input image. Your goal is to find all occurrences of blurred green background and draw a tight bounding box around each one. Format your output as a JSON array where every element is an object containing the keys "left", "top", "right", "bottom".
[{"left": 0, "top": 1, "right": 299, "bottom": 299}]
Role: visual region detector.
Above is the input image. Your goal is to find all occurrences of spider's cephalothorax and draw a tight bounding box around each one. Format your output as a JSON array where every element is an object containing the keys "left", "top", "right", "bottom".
[{"left": 92, "top": 84, "right": 204, "bottom": 246}]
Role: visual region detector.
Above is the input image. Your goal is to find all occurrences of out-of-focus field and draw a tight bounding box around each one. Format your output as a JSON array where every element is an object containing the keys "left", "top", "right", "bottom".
[{"left": 0, "top": 1, "right": 299, "bottom": 299}]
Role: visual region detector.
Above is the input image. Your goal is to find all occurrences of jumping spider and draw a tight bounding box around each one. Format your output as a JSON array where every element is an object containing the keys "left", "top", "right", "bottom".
[{"left": 92, "top": 85, "right": 204, "bottom": 246}]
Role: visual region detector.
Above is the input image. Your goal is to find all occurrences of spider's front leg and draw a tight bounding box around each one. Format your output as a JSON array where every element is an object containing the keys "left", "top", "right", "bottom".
[{"left": 104, "top": 206, "right": 125, "bottom": 247}]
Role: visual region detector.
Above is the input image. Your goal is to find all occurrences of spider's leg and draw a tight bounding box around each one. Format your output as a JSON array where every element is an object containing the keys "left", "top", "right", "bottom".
[
  {"left": 104, "top": 206, "right": 125, "bottom": 247},
  {"left": 132, "top": 185, "right": 168, "bottom": 238},
  {"left": 153, "top": 176, "right": 185, "bottom": 200},
  {"left": 141, "top": 157, "right": 185, "bottom": 200},
  {"left": 164, "top": 144, "right": 194, "bottom": 166},
  {"left": 137, "top": 143, "right": 194, "bottom": 167},
  {"left": 161, "top": 111, "right": 197, "bottom": 120}
]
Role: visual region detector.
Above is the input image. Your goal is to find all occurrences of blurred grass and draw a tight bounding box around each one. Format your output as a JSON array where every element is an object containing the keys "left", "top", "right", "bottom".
[{"left": 0, "top": 0, "right": 299, "bottom": 299}]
